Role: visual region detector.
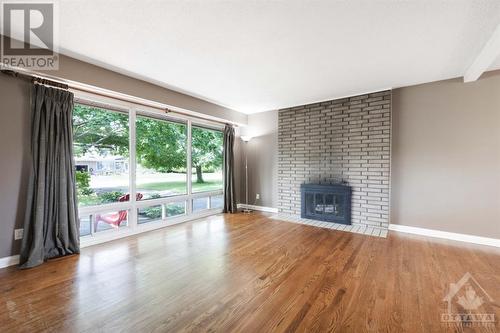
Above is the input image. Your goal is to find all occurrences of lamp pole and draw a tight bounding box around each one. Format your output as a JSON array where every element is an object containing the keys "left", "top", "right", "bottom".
[{"left": 241, "top": 136, "right": 252, "bottom": 213}]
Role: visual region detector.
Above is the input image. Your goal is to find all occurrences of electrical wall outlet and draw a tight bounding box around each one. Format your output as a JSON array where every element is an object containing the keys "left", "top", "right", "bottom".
[
  {"left": 14, "top": 228, "right": 24, "bottom": 240},
  {"left": 256, "top": 193, "right": 260, "bottom": 200}
]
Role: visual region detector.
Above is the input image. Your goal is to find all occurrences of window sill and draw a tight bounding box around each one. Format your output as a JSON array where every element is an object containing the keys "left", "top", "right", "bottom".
[{"left": 80, "top": 208, "right": 223, "bottom": 249}]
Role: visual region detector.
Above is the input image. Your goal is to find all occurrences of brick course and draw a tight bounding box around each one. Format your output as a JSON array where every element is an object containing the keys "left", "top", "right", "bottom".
[{"left": 278, "top": 91, "right": 391, "bottom": 228}]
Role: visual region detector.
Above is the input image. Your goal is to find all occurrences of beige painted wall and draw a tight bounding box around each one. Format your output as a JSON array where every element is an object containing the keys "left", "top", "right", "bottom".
[
  {"left": 40, "top": 54, "right": 247, "bottom": 124},
  {"left": 0, "top": 74, "right": 31, "bottom": 258},
  {"left": 239, "top": 110, "right": 278, "bottom": 208},
  {"left": 392, "top": 71, "right": 500, "bottom": 239}
]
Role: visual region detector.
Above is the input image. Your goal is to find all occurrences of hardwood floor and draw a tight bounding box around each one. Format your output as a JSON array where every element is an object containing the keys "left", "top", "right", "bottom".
[{"left": 1, "top": 213, "right": 499, "bottom": 332}]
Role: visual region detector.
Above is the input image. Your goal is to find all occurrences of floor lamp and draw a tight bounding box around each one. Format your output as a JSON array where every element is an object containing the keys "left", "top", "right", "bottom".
[{"left": 241, "top": 135, "right": 253, "bottom": 213}]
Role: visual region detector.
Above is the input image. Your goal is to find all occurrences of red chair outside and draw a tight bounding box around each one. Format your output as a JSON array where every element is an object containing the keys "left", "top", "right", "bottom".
[{"left": 94, "top": 193, "right": 143, "bottom": 231}]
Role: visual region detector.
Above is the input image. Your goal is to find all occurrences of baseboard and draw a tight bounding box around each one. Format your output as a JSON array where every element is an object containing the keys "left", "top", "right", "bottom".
[
  {"left": 237, "top": 204, "right": 278, "bottom": 213},
  {"left": 389, "top": 224, "right": 500, "bottom": 248},
  {"left": 237, "top": 204, "right": 279, "bottom": 213},
  {"left": 0, "top": 254, "right": 20, "bottom": 269}
]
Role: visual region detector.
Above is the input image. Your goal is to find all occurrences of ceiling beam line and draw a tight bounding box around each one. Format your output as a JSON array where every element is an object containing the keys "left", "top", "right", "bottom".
[{"left": 464, "top": 22, "right": 500, "bottom": 82}]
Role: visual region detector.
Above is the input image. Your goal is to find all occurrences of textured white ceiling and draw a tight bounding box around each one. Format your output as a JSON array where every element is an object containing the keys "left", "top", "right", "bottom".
[{"left": 23, "top": 1, "right": 500, "bottom": 113}]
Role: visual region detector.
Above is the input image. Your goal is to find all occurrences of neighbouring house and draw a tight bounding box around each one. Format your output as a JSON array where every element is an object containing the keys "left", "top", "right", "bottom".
[{"left": 75, "top": 154, "right": 128, "bottom": 175}]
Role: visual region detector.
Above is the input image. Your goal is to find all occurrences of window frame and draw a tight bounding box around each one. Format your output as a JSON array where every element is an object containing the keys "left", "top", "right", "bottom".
[
  {"left": 135, "top": 111, "right": 189, "bottom": 199},
  {"left": 74, "top": 91, "right": 224, "bottom": 246},
  {"left": 190, "top": 124, "right": 224, "bottom": 194}
]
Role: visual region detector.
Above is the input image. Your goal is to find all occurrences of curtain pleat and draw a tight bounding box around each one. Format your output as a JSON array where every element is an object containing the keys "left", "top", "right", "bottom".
[
  {"left": 19, "top": 84, "right": 80, "bottom": 268},
  {"left": 223, "top": 125, "right": 237, "bottom": 213}
]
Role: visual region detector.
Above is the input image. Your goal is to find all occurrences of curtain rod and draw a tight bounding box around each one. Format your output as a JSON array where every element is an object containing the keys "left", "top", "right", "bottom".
[
  {"left": 2, "top": 69, "right": 69, "bottom": 89},
  {"left": 0, "top": 68, "right": 239, "bottom": 127}
]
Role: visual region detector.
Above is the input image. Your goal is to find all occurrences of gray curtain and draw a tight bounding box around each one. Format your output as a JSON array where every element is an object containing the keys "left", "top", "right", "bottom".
[
  {"left": 20, "top": 84, "right": 80, "bottom": 269},
  {"left": 223, "top": 125, "right": 237, "bottom": 213}
]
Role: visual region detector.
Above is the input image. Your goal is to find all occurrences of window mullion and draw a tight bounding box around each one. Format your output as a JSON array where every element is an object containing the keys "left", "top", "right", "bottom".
[
  {"left": 187, "top": 119, "right": 193, "bottom": 215},
  {"left": 129, "top": 106, "right": 138, "bottom": 229}
]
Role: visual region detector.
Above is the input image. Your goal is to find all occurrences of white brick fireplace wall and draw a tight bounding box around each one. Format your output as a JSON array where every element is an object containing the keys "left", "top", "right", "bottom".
[{"left": 277, "top": 91, "right": 391, "bottom": 229}]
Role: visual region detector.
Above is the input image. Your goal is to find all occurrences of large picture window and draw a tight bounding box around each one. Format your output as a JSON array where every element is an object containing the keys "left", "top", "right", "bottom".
[
  {"left": 73, "top": 97, "right": 224, "bottom": 241},
  {"left": 191, "top": 126, "right": 223, "bottom": 193},
  {"left": 136, "top": 115, "right": 187, "bottom": 200},
  {"left": 73, "top": 104, "right": 129, "bottom": 207}
]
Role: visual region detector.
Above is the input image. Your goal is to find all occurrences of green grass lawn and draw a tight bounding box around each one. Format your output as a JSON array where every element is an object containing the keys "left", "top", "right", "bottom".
[
  {"left": 78, "top": 194, "right": 102, "bottom": 207},
  {"left": 138, "top": 180, "right": 223, "bottom": 193}
]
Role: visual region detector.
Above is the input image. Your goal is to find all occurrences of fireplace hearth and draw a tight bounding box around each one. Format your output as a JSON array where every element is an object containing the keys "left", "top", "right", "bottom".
[{"left": 300, "top": 183, "right": 351, "bottom": 225}]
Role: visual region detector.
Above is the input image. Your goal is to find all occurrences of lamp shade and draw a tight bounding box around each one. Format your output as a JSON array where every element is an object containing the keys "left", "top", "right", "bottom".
[{"left": 241, "top": 135, "right": 253, "bottom": 142}]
